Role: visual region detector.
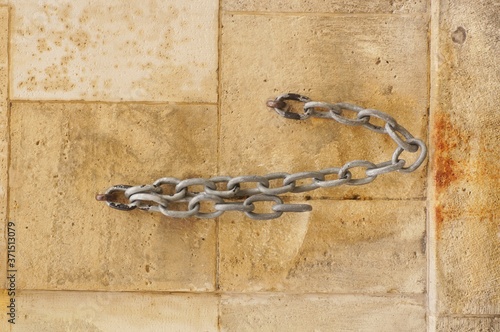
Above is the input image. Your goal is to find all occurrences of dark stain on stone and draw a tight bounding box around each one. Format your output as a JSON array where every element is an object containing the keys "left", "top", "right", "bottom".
[
  {"left": 382, "top": 85, "right": 394, "bottom": 95},
  {"left": 451, "top": 26, "right": 467, "bottom": 44}
]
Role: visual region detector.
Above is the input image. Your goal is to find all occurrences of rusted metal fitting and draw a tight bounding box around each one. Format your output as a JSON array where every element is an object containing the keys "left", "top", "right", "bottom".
[
  {"left": 95, "top": 193, "right": 110, "bottom": 201},
  {"left": 266, "top": 99, "right": 287, "bottom": 109}
]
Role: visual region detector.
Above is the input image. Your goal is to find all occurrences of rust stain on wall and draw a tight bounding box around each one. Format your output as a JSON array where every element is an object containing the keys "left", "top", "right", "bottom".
[
  {"left": 433, "top": 0, "right": 500, "bottom": 314},
  {"left": 432, "top": 112, "right": 464, "bottom": 237},
  {"left": 433, "top": 113, "right": 458, "bottom": 191},
  {"left": 432, "top": 107, "right": 498, "bottom": 239}
]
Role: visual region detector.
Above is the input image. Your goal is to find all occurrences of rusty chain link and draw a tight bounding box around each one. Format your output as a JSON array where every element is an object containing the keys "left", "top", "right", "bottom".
[{"left": 96, "top": 93, "right": 427, "bottom": 220}]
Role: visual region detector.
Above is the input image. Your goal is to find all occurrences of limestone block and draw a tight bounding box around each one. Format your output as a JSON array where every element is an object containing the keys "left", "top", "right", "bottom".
[
  {"left": 9, "top": 102, "right": 218, "bottom": 291},
  {"left": 0, "top": 6, "right": 8, "bottom": 284},
  {"left": 432, "top": 0, "right": 500, "bottom": 315},
  {"left": 0, "top": 6, "right": 6, "bottom": 61},
  {"left": 220, "top": 14, "right": 428, "bottom": 200},
  {"left": 437, "top": 317, "right": 500, "bottom": 332},
  {"left": 3, "top": 290, "right": 219, "bottom": 331},
  {"left": 8, "top": 0, "right": 218, "bottom": 102},
  {"left": 219, "top": 200, "right": 426, "bottom": 293},
  {"left": 222, "top": 0, "right": 427, "bottom": 13},
  {"left": 220, "top": 294, "right": 426, "bottom": 332}
]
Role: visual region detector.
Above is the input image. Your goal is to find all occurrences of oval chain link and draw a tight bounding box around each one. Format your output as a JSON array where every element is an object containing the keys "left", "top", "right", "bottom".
[{"left": 98, "top": 94, "right": 427, "bottom": 220}]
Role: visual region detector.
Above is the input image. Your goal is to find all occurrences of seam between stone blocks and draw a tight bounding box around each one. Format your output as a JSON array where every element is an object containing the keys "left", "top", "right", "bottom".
[
  {"left": 223, "top": 11, "right": 427, "bottom": 18},
  {"left": 216, "top": 4, "right": 223, "bottom": 332},
  {"left": 8, "top": 99, "right": 219, "bottom": 106},
  {"left": 4, "top": 5, "right": 12, "bottom": 292},
  {"left": 427, "top": 0, "right": 441, "bottom": 330},
  {"left": 215, "top": 0, "right": 222, "bottom": 295},
  {"left": 14, "top": 289, "right": 427, "bottom": 298},
  {"left": 439, "top": 314, "right": 500, "bottom": 319}
]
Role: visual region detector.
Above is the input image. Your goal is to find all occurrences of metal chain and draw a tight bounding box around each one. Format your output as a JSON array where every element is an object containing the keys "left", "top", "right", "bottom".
[{"left": 96, "top": 93, "right": 427, "bottom": 220}]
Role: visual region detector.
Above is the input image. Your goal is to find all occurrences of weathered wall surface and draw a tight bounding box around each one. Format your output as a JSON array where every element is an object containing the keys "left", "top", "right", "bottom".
[
  {"left": 431, "top": 0, "right": 500, "bottom": 330},
  {"left": 0, "top": 0, "right": 498, "bottom": 331},
  {"left": 8, "top": 0, "right": 218, "bottom": 102}
]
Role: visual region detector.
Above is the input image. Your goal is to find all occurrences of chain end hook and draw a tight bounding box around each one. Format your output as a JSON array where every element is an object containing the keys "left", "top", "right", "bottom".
[
  {"left": 266, "top": 99, "right": 287, "bottom": 110},
  {"left": 95, "top": 193, "right": 110, "bottom": 201},
  {"left": 266, "top": 93, "right": 311, "bottom": 120},
  {"left": 96, "top": 185, "right": 137, "bottom": 211}
]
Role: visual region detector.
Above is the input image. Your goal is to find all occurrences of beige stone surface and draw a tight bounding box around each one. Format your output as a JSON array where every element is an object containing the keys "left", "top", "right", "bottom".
[
  {"left": 220, "top": 294, "right": 426, "bottom": 332},
  {"left": 9, "top": 102, "right": 218, "bottom": 291},
  {"left": 431, "top": 0, "right": 500, "bottom": 315},
  {"left": 220, "top": 13, "right": 428, "bottom": 200},
  {"left": 437, "top": 317, "right": 500, "bottom": 332},
  {"left": 6, "top": 290, "right": 219, "bottom": 331},
  {"left": 0, "top": 6, "right": 8, "bottom": 284},
  {"left": 6, "top": 0, "right": 218, "bottom": 102},
  {"left": 2, "top": 0, "right": 498, "bottom": 330},
  {"left": 219, "top": 200, "right": 426, "bottom": 293},
  {"left": 222, "top": 0, "right": 427, "bottom": 13}
]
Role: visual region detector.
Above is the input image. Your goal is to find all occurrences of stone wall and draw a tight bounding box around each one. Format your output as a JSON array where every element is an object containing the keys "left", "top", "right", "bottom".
[{"left": 0, "top": 1, "right": 498, "bottom": 331}]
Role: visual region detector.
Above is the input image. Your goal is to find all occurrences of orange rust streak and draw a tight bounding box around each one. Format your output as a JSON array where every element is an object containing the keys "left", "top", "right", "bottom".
[
  {"left": 435, "top": 204, "right": 444, "bottom": 240},
  {"left": 432, "top": 113, "right": 463, "bottom": 238},
  {"left": 434, "top": 156, "right": 457, "bottom": 190},
  {"left": 433, "top": 113, "right": 460, "bottom": 192}
]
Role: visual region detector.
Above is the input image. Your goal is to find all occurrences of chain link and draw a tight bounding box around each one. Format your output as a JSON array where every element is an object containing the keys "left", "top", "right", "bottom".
[{"left": 97, "top": 93, "right": 427, "bottom": 220}]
